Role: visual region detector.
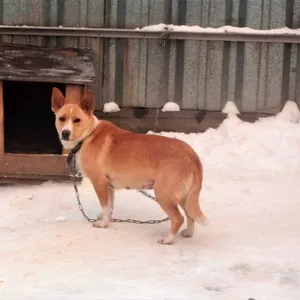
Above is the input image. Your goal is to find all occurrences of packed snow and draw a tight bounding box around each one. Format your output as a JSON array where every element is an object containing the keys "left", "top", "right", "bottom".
[
  {"left": 55, "top": 216, "right": 67, "bottom": 222},
  {"left": 103, "top": 102, "right": 120, "bottom": 113},
  {"left": 221, "top": 101, "right": 240, "bottom": 115},
  {"left": 276, "top": 100, "right": 300, "bottom": 123},
  {"left": 1, "top": 107, "right": 300, "bottom": 299},
  {"left": 161, "top": 101, "right": 180, "bottom": 112},
  {"left": 136, "top": 23, "right": 300, "bottom": 36}
]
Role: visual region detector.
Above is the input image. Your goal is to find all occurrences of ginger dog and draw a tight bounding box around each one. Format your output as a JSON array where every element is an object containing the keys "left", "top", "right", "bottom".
[{"left": 51, "top": 87, "right": 207, "bottom": 244}]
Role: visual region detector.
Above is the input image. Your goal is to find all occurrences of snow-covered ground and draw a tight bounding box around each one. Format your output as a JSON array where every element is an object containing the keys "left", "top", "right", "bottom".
[{"left": 1, "top": 103, "right": 300, "bottom": 300}]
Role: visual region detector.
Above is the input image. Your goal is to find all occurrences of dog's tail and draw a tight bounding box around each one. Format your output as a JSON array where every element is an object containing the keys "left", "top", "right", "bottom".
[{"left": 183, "top": 162, "right": 209, "bottom": 226}]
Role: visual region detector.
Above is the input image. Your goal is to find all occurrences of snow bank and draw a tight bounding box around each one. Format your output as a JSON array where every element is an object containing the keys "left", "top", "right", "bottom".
[
  {"left": 222, "top": 101, "right": 240, "bottom": 115},
  {"left": 103, "top": 102, "right": 120, "bottom": 113},
  {"left": 276, "top": 100, "right": 300, "bottom": 123},
  {"left": 149, "top": 113, "right": 300, "bottom": 173},
  {"left": 161, "top": 101, "right": 180, "bottom": 112},
  {"left": 136, "top": 23, "right": 300, "bottom": 36}
]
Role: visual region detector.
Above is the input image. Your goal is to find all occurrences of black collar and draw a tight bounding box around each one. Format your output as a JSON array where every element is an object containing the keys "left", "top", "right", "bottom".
[{"left": 66, "top": 140, "right": 84, "bottom": 169}]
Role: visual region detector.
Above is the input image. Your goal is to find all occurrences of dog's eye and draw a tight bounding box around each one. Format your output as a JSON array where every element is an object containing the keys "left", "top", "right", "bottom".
[
  {"left": 59, "top": 116, "right": 66, "bottom": 122},
  {"left": 73, "top": 118, "right": 81, "bottom": 123}
]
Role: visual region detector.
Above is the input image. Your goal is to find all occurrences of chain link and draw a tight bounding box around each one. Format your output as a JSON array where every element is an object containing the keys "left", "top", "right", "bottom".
[{"left": 70, "top": 158, "right": 170, "bottom": 225}]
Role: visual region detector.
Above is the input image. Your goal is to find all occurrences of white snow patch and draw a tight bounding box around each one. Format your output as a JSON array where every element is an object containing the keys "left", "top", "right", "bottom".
[
  {"left": 1, "top": 115, "right": 300, "bottom": 299},
  {"left": 136, "top": 23, "right": 300, "bottom": 36},
  {"left": 26, "top": 192, "right": 34, "bottom": 200},
  {"left": 55, "top": 216, "right": 67, "bottom": 222},
  {"left": 148, "top": 114, "right": 300, "bottom": 172},
  {"left": 103, "top": 102, "right": 120, "bottom": 113},
  {"left": 161, "top": 101, "right": 180, "bottom": 112},
  {"left": 276, "top": 100, "right": 300, "bottom": 123},
  {"left": 135, "top": 23, "right": 168, "bottom": 31},
  {"left": 222, "top": 101, "right": 240, "bottom": 115}
]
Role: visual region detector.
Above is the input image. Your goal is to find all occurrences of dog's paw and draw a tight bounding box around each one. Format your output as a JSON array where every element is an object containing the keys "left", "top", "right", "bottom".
[
  {"left": 157, "top": 234, "right": 174, "bottom": 245},
  {"left": 92, "top": 219, "right": 109, "bottom": 228},
  {"left": 181, "top": 229, "right": 193, "bottom": 238}
]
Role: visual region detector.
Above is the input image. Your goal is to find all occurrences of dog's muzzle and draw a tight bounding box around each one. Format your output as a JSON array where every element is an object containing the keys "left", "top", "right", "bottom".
[{"left": 61, "top": 129, "right": 71, "bottom": 141}]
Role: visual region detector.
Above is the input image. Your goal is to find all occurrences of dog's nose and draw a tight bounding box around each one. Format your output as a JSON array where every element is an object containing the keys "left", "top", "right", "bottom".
[{"left": 61, "top": 130, "right": 71, "bottom": 140}]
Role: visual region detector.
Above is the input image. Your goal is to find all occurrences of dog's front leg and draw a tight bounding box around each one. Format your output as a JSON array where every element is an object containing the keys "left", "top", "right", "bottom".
[
  {"left": 97, "top": 187, "right": 115, "bottom": 221},
  {"left": 91, "top": 179, "right": 113, "bottom": 228}
]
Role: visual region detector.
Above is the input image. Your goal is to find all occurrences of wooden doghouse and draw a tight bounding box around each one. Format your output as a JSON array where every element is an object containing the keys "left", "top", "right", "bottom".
[{"left": 0, "top": 45, "right": 95, "bottom": 183}]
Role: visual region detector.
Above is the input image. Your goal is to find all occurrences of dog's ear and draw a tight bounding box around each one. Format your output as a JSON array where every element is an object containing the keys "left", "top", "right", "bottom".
[
  {"left": 80, "top": 90, "right": 95, "bottom": 114},
  {"left": 51, "top": 87, "right": 65, "bottom": 113}
]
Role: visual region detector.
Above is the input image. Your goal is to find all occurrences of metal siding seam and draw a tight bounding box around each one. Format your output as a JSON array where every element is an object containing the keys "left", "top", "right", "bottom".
[
  {"left": 161, "top": 0, "right": 172, "bottom": 105},
  {"left": 114, "top": 0, "right": 126, "bottom": 105},
  {"left": 221, "top": 0, "right": 233, "bottom": 109},
  {"left": 0, "top": 0, "right": 3, "bottom": 43},
  {"left": 295, "top": 45, "right": 300, "bottom": 105},
  {"left": 234, "top": 0, "right": 247, "bottom": 110},
  {"left": 281, "top": 0, "right": 294, "bottom": 103},
  {"left": 174, "top": 0, "right": 186, "bottom": 107}
]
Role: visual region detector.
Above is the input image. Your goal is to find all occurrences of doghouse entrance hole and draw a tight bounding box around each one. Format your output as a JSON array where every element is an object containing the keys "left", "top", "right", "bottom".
[{"left": 4, "top": 81, "right": 65, "bottom": 154}]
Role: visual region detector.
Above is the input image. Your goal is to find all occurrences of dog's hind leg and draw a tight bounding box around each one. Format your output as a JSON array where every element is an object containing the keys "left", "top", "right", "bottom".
[
  {"left": 153, "top": 176, "right": 185, "bottom": 245},
  {"left": 155, "top": 201, "right": 184, "bottom": 245},
  {"left": 181, "top": 208, "right": 195, "bottom": 238}
]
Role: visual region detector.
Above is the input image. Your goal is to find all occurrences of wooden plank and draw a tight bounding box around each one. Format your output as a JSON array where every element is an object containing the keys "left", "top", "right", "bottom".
[
  {"left": 0, "top": 45, "right": 95, "bottom": 84},
  {"left": 0, "top": 81, "right": 3, "bottom": 154},
  {"left": 0, "top": 153, "right": 71, "bottom": 177},
  {"left": 0, "top": 174, "right": 81, "bottom": 184},
  {"left": 95, "top": 108, "right": 273, "bottom": 133}
]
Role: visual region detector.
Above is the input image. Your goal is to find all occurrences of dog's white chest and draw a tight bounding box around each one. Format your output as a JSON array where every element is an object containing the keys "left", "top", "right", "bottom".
[{"left": 75, "top": 150, "right": 87, "bottom": 177}]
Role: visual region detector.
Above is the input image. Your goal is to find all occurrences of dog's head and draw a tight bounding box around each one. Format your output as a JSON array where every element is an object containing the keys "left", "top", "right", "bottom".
[{"left": 51, "top": 87, "right": 95, "bottom": 149}]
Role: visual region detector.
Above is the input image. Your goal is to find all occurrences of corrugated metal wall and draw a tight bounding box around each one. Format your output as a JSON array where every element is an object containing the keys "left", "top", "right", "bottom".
[{"left": 0, "top": 0, "right": 300, "bottom": 112}]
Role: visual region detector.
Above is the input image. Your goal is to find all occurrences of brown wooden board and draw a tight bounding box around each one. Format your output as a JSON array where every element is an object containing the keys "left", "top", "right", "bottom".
[
  {"left": 95, "top": 108, "right": 273, "bottom": 133},
  {"left": 0, "top": 153, "right": 81, "bottom": 182},
  {"left": 0, "top": 174, "right": 80, "bottom": 184},
  {"left": 0, "top": 44, "right": 95, "bottom": 84}
]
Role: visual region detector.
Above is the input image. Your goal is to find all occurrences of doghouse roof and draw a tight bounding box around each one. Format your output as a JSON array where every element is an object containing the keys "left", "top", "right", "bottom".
[{"left": 0, "top": 44, "right": 95, "bottom": 84}]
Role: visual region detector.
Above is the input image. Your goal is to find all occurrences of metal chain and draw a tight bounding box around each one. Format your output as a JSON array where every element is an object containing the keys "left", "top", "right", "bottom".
[{"left": 71, "top": 157, "right": 170, "bottom": 225}]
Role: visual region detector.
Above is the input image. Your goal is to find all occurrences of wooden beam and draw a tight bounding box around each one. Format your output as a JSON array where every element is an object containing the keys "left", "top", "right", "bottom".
[
  {"left": 0, "top": 81, "right": 3, "bottom": 154},
  {"left": 0, "top": 153, "right": 82, "bottom": 180},
  {"left": 0, "top": 174, "right": 81, "bottom": 184},
  {"left": 94, "top": 108, "right": 273, "bottom": 134}
]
